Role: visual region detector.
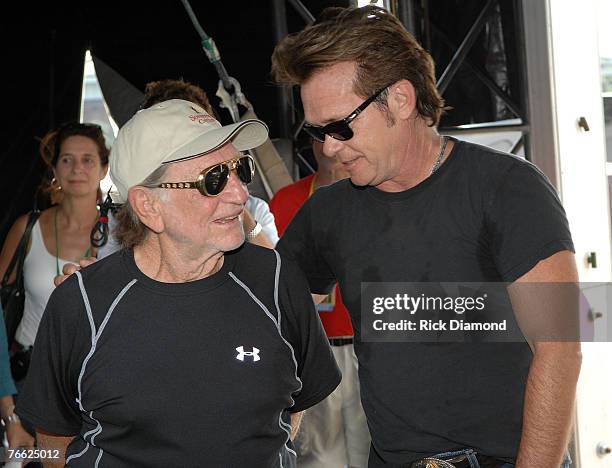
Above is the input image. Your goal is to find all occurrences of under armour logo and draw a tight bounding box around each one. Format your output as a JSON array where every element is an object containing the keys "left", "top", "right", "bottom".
[{"left": 236, "top": 346, "right": 260, "bottom": 362}]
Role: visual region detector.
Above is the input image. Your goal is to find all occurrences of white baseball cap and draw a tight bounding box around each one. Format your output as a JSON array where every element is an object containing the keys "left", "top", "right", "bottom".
[{"left": 109, "top": 99, "right": 268, "bottom": 202}]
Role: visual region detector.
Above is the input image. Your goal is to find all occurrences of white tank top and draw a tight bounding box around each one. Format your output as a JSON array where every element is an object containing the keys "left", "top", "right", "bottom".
[{"left": 15, "top": 220, "right": 71, "bottom": 347}]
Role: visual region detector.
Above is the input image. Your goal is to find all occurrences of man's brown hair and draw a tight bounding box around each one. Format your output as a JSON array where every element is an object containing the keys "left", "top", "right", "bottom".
[
  {"left": 141, "top": 79, "right": 214, "bottom": 115},
  {"left": 271, "top": 5, "right": 445, "bottom": 126}
]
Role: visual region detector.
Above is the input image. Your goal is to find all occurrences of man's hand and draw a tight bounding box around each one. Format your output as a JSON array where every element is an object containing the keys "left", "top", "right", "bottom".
[
  {"left": 53, "top": 257, "right": 98, "bottom": 287},
  {"left": 242, "top": 208, "right": 275, "bottom": 249},
  {"left": 6, "top": 421, "right": 36, "bottom": 465},
  {"left": 7, "top": 421, "right": 35, "bottom": 450},
  {"left": 36, "top": 430, "right": 74, "bottom": 467},
  {"left": 1, "top": 397, "right": 35, "bottom": 460}
]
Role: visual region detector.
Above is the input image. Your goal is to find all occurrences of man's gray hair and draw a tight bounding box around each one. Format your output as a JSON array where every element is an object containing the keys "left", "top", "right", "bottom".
[{"left": 113, "top": 164, "right": 170, "bottom": 250}]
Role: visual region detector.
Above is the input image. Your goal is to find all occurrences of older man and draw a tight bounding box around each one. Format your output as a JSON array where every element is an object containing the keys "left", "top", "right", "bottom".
[
  {"left": 16, "top": 99, "right": 340, "bottom": 467},
  {"left": 272, "top": 6, "right": 580, "bottom": 468}
]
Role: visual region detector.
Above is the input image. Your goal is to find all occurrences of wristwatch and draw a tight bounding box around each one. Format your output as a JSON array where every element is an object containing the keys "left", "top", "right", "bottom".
[{"left": 246, "top": 221, "right": 262, "bottom": 241}]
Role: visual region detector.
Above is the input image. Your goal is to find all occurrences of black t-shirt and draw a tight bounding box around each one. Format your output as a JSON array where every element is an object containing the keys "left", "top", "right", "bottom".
[
  {"left": 277, "top": 139, "right": 574, "bottom": 466},
  {"left": 17, "top": 243, "right": 340, "bottom": 467}
]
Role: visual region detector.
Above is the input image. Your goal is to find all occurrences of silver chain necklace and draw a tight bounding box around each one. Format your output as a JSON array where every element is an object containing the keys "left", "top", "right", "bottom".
[{"left": 430, "top": 136, "right": 449, "bottom": 175}]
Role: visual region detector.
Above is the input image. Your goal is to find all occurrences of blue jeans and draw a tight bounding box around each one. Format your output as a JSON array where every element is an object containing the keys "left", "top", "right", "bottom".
[{"left": 430, "top": 448, "right": 572, "bottom": 468}]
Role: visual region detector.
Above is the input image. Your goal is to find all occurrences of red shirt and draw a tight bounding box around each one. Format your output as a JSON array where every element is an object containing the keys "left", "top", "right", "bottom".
[{"left": 269, "top": 175, "right": 353, "bottom": 338}]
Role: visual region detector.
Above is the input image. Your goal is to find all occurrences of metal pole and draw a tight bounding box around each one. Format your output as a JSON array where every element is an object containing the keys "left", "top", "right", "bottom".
[
  {"left": 431, "top": 22, "right": 523, "bottom": 118},
  {"left": 180, "top": 0, "right": 233, "bottom": 92},
  {"left": 437, "top": 0, "right": 497, "bottom": 95},
  {"left": 509, "top": 134, "right": 525, "bottom": 155},
  {"left": 271, "top": 0, "right": 293, "bottom": 139},
  {"left": 397, "top": 0, "right": 417, "bottom": 35},
  {"left": 287, "top": 0, "right": 315, "bottom": 24},
  {"left": 441, "top": 123, "right": 529, "bottom": 134},
  {"left": 422, "top": 0, "right": 431, "bottom": 51},
  {"left": 514, "top": 0, "right": 531, "bottom": 161}
]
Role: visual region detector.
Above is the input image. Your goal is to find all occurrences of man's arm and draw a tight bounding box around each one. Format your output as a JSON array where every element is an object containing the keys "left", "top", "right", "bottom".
[
  {"left": 242, "top": 208, "right": 275, "bottom": 249},
  {"left": 36, "top": 430, "right": 74, "bottom": 467},
  {"left": 509, "top": 250, "right": 581, "bottom": 468},
  {"left": 0, "top": 396, "right": 35, "bottom": 449}
]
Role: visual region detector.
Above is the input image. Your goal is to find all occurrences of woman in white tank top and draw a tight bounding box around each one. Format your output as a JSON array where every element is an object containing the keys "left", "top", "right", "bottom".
[{"left": 0, "top": 122, "right": 108, "bottom": 449}]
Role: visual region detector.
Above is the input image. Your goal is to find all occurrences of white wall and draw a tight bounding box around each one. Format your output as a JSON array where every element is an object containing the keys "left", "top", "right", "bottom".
[{"left": 547, "top": 0, "right": 612, "bottom": 465}]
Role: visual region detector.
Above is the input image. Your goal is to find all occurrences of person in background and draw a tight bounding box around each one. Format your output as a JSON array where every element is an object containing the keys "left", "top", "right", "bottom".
[
  {"left": 0, "top": 303, "right": 34, "bottom": 451},
  {"left": 0, "top": 123, "right": 108, "bottom": 388},
  {"left": 270, "top": 139, "right": 370, "bottom": 467}
]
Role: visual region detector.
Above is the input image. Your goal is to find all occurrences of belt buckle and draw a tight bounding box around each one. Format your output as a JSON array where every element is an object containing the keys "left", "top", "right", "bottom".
[{"left": 411, "top": 458, "right": 457, "bottom": 468}]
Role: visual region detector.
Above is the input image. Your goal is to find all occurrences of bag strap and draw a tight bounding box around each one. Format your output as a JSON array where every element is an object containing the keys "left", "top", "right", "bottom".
[{"left": 1, "top": 210, "right": 41, "bottom": 287}]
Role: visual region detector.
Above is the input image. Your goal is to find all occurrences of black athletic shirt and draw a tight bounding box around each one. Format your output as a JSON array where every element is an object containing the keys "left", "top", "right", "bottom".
[
  {"left": 17, "top": 243, "right": 340, "bottom": 467},
  {"left": 276, "top": 139, "right": 574, "bottom": 466}
]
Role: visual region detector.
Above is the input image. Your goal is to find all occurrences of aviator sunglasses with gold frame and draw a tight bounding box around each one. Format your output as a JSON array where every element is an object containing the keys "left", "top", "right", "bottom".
[{"left": 152, "top": 155, "right": 255, "bottom": 197}]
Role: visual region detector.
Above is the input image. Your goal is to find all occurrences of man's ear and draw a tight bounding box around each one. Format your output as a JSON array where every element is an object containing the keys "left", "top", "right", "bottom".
[
  {"left": 388, "top": 79, "right": 417, "bottom": 120},
  {"left": 128, "top": 187, "right": 164, "bottom": 234}
]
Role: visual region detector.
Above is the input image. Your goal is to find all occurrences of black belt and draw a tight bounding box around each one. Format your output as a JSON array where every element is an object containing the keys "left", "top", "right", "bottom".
[
  {"left": 411, "top": 453, "right": 506, "bottom": 468},
  {"left": 328, "top": 337, "right": 353, "bottom": 346}
]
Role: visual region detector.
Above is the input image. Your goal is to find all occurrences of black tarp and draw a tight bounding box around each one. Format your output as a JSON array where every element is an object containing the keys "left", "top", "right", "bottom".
[
  {"left": 0, "top": 0, "right": 347, "bottom": 242},
  {"left": 0, "top": 0, "right": 522, "bottom": 244}
]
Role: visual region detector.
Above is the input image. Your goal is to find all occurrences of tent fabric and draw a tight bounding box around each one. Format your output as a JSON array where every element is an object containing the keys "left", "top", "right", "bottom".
[
  {"left": 93, "top": 55, "right": 144, "bottom": 129},
  {"left": 0, "top": 1, "right": 346, "bottom": 243}
]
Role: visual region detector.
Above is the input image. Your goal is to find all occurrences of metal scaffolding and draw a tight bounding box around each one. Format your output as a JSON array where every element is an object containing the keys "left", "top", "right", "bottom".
[{"left": 270, "top": 0, "right": 531, "bottom": 176}]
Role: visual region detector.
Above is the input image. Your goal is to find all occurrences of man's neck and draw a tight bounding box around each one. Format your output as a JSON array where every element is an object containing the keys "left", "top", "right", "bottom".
[
  {"left": 313, "top": 168, "right": 343, "bottom": 190},
  {"left": 375, "top": 126, "right": 451, "bottom": 193},
  {"left": 134, "top": 237, "right": 224, "bottom": 283}
]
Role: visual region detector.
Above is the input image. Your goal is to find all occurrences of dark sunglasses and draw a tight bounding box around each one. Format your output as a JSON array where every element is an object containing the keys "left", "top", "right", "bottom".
[
  {"left": 153, "top": 155, "right": 255, "bottom": 197},
  {"left": 303, "top": 86, "right": 388, "bottom": 142}
]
